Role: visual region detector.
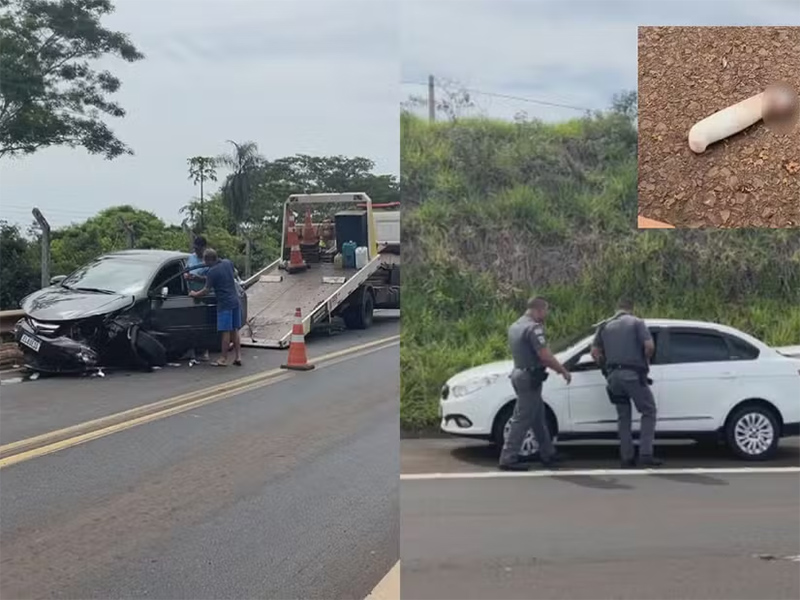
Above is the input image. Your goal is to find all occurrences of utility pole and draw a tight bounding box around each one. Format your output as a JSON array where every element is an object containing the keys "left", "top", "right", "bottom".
[
  {"left": 119, "top": 217, "right": 135, "bottom": 248},
  {"left": 428, "top": 74, "right": 435, "bottom": 123},
  {"left": 32, "top": 208, "right": 50, "bottom": 288},
  {"left": 182, "top": 220, "right": 195, "bottom": 248}
]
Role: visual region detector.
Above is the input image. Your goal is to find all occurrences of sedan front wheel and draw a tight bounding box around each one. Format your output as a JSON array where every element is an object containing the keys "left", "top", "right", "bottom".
[{"left": 494, "top": 404, "right": 557, "bottom": 458}]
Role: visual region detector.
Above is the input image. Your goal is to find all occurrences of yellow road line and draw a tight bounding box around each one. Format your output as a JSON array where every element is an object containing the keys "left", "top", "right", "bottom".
[{"left": 0, "top": 335, "right": 399, "bottom": 468}]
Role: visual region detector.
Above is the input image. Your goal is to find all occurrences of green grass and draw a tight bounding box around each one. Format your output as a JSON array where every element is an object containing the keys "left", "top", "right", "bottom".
[{"left": 400, "top": 111, "right": 800, "bottom": 431}]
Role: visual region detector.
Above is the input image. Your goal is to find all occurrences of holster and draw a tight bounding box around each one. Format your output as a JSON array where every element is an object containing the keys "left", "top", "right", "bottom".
[
  {"left": 605, "top": 385, "right": 629, "bottom": 405},
  {"left": 530, "top": 367, "right": 549, "bottom": 384}
]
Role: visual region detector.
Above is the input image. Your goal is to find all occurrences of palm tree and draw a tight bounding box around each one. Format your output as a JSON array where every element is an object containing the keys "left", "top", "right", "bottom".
[
  {"left": 216, "top": 140, "right": 264, "bottom": 233},
  {"left": 187, "top": 156, "right": 217, "bottom": 231}
]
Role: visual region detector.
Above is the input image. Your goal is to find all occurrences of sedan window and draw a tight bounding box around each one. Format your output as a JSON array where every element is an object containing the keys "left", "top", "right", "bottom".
[
  {"left": 727, "top": 335, "right": 760, "bottom": 360},
  {"left": 61, "top": 257, "right": 155, "bottom": 296},
  {"left": 151, "top": 261, "right": 187, "bottom": 296},
  {"left": 666, "top": 331, "right": 730, "bottom": 364}
]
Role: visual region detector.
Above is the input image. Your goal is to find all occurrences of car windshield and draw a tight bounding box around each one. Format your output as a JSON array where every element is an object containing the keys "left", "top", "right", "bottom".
[{"left": 60, "top": 257, "right": 154, "bottom": 296}]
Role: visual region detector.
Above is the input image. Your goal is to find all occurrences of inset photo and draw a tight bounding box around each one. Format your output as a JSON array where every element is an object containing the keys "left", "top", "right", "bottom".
[{"left": 638, "top": 26, "right": 800, "bottom": 229}]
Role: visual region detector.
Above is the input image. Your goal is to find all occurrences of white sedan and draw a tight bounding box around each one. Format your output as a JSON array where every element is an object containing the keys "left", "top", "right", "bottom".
[{"left": 440, "top": 319, "right": 800, "bottom": 461}]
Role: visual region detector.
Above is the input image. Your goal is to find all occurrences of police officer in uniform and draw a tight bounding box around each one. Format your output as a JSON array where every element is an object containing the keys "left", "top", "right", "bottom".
[
  {"left": 591, "top": 298, "right": 662, "bottom": 468},
  {"left": 499, "top": 297, "right": 572, "bottom": 471}
]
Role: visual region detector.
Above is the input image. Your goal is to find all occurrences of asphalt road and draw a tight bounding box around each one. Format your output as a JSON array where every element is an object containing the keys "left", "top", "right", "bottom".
[
  {"left": 0, "top": 317, "right": 399, "bottom": 599},
  {"left": 402, "top": 436, "right": 800, "bottom": 473},
  {"left": 0, "top": 310, "right": 399, "bottom": 445},
  {"left": 401, "top": 472, "right": 800, "bottom": 600}
]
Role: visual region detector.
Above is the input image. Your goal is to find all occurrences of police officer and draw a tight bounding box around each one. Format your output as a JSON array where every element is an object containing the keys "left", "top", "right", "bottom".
[
  {"left": 590, "top": 298, "right": 662, "bottom": 468},
  {"left": 499, "top": 296, "right": 571, "bottom": 471}
]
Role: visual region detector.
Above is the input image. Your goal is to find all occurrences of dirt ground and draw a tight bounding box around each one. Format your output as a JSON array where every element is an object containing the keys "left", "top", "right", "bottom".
[{"left": 638, "top": 26, "right": 800, "bottom": 229}]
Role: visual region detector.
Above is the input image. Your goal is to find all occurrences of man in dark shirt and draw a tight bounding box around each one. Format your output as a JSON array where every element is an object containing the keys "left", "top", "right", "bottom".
[{"left": 189, "top": 248, "right": 242, "bottom": 366}]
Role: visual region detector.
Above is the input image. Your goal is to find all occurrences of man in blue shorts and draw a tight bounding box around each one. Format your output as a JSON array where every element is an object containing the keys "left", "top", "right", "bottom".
[{"left": 189, "top": 248, "right": 242, "bottom": 366}]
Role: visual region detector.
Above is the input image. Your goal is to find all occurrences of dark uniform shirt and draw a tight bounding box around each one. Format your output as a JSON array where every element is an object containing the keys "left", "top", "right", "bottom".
[
  {"left": 205, "top": 259, "right": 239, "bottom": 311},
  {"left": 592, "top": 310, "right": 652, "bottom": 369},
  {"left": 508, "top": 314, "right": 548, "bottom": 370}
]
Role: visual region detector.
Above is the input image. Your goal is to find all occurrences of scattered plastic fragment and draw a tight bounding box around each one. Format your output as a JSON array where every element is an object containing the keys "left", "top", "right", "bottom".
[{"left": 29, "top": 372, "right": 40, "bottom": 381}]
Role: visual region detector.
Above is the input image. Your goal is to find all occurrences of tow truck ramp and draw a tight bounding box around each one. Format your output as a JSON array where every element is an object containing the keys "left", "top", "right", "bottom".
[{"left": 240, "top": 255, "right": 383, "bottom": 348}]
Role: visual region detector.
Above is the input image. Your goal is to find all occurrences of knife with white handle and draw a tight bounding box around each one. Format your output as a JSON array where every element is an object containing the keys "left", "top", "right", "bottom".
[
  {"left": 688, "top": 92, "right": 765, "bottom": 154},
  {"left": 688, "top": 86, "right": 796, "bottom": 154}
]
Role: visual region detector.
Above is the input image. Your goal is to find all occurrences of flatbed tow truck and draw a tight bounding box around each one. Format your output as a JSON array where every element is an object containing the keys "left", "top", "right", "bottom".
[{"left": 238, "top": 192, "right": 399, "bottom": 349}]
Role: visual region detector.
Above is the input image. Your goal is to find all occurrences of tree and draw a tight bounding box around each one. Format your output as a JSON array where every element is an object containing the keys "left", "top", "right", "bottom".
[
  {"left": 0, "top": 220, "right": 39, "bottom": 308},
  {"left": 247, "top": 154, "right": 400, "bottom": 231},
  {"left": 0, "top": 0, "right": 144, "bottom": 160},
  {"left": 216, "top": 140, "right": 264, "bottom": 231},
  {"left": 611, "top": 90, "right": 638, "bottom": 124},
  {"left": 49, "top": 206, "right": 169, "bottom": 276},
  {"left": 187, "top": 156, "right": 217, "bottom": 231}
]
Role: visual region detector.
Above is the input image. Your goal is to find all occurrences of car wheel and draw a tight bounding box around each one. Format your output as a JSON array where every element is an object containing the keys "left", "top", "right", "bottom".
[
  {"left": 130, "top": 327, "right": 167, "bottom": 368},
  {"left": 725, "top": 405, "right": 779, "bottom": 461},
  {"left": 493, "top": 403, "right": 557, "bottom": 458},
  {"left": 343, "top": 288, "right": 374, "bottom": 330}
]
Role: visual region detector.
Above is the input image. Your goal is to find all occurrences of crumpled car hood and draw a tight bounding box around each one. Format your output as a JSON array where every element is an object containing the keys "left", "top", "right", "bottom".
[{"left": 21, "top": 287, "right": 134, "bottom": 321}]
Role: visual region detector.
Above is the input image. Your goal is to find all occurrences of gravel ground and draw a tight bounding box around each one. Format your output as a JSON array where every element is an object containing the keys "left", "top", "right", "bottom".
[{"left": 638, "top": 26, "right": 800, "bottom": 229}]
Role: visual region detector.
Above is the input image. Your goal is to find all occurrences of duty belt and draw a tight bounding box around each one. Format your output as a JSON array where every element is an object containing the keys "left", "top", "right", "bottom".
[
  {"left": 514, "top": 366, "right": 549, "bottom": 383},
  {"left": 606, "top": 363, "right": 647, "bottom": 374}
]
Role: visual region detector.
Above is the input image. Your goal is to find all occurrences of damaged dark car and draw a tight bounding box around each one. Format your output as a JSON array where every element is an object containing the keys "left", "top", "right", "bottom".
[{"left": 14, "top": 250, "right": 248, "bottom": 374}]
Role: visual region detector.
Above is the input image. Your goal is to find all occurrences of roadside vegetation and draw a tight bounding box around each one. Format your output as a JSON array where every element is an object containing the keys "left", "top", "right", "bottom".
[
  {"left": 400, "top": 100, "right": 800, "bottom": 431},
  {"left": 0, "top": 152, "right": 399, "bottom": 310}
]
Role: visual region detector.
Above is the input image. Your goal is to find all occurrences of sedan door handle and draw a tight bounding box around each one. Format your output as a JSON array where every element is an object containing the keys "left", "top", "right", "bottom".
[{"left": 720, "top": 372, "right": 736, "bottom": 379}]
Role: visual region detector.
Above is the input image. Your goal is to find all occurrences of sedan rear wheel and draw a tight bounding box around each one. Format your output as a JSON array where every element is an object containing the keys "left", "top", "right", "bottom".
[{"left": 725, "top": 405, "right": 779, "bottom": 461}]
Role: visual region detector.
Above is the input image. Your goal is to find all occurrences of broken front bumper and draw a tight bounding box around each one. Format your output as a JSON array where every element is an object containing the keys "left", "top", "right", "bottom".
[{"left": 14, "top": 319, "right": 100, "bottom": 373}]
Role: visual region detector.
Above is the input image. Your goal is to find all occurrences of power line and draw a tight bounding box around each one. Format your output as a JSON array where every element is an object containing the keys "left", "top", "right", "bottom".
[{"left": 401, "top": 79, "right": 594, "bottom": 112}]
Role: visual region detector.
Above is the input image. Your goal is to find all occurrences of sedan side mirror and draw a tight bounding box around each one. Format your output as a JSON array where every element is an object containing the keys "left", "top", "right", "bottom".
[
  {"left": 148, "top": 287, "right": 169, "bottom": 300},
  {"left": 50, "top": 275, "right": 67, "bottom": 285}
]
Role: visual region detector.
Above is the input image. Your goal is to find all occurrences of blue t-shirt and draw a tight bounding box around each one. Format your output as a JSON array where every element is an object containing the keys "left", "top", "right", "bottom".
[
  {"left": 205, "top": 259, "right": 239, "bottom": 310},
  {"left": 187, "top": 253, "right": 208, "bottom": 292}
]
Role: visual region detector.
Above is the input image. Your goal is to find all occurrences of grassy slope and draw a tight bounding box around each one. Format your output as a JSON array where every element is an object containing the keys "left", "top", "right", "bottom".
[{"left": 400, "top": 112, "right": 800, "bottom": 431}]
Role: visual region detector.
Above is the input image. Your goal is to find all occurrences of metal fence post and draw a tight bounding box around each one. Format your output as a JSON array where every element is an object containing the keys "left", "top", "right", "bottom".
[
  {"left": 245, "top": 235, "right": 252, "bottom": 279},
  {"left": 32, "top": 208, "right": 50, "bottom": 288}
]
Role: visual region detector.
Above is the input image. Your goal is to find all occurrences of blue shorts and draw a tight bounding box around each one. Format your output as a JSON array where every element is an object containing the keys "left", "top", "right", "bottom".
[{"left": 217, "top": 304, "right": 242, "bottom": 332}]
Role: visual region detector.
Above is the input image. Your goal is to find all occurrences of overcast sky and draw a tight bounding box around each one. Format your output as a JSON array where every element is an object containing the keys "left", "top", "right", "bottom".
[
  {"left": 401, "top": 0, "right": 800, "bottom": 121},
  {"left": 2, "top": 0, "right": 799, "bottom": 229},
  {"left": 0, "top": 0, "right": 399, "bottom": 229}
]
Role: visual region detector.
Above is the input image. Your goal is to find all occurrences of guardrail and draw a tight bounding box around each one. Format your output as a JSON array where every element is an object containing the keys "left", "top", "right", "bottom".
[{"left": 0, "top": 310, "right": 24, "bottom": 336}]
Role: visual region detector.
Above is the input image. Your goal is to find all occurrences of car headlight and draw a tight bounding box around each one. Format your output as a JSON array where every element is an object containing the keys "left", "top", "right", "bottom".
[{"left": 450, "top": 374, "right": 502, "bottom": 398}]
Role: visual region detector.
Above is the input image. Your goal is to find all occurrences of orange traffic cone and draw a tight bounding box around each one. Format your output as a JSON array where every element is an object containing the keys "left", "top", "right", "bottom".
[
  {"left": 302, "top": 208, "right": 318, "bottom": 245},
  {"left": 286, "top": 211, "right": 308, "bottom": 274},
  {"left": 281, "top": 308, "right": 315, "bottom": 371}
]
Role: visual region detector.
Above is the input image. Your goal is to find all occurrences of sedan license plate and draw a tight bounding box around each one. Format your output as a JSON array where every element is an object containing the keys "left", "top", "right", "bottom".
[{"left": 20, "top": 334, "right": 41, "bottom": 353}]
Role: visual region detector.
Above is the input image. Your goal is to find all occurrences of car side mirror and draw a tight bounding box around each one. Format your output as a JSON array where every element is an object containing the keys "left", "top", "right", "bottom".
[{"left": 50, "top": 275, "right": 67, "bottom": 285}]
